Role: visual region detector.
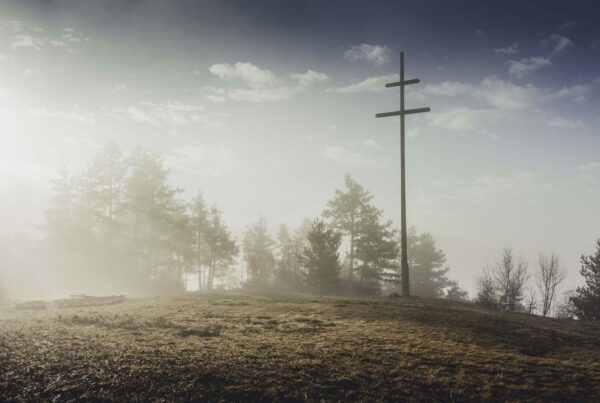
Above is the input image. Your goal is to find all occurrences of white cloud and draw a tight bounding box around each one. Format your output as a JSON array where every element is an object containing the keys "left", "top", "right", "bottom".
[
  {"left": 27, "top": 107, "right": 95, "bottom": 124},
  {"left": 11, "top": 27, "right": 88, "bottom": 52},
  {"left": 115, "top": 101, "right": 223, "bottom": 128},
  {"left": 363, "top": 139, "right": 380, "bottom": 149},
  {"left": 343, "top": 44, "right": 391, "bottom": 67},
  {"left": 167, "top": 146, "right": 241, "bottom": 177},
  {"left": 12, "top": 35, "right": 46, "bottom": 50},
  {"left": 542, "top": 34, "right": 573, "bottom": 56},
  {"left": 207, "top": 62, "right": 327, "bottom": 103},
  {"left": 327, "top": 74, "right": 398, "bottom": 94},
  {"left": 427, "top": 108, "right": 495, "bottom": 133},
  {"left": 578, "top": 162, "right": 600, "bottom": 182},
  {"left": 205, "top": 86, "right": 299, "bottom": 103},
  {"left": 209, "top": 62, "right": 278, "bottom": 88},
  {"left": 494, "top": 43, "right": 519, "bottom": 54},
  {"left": 423, "top": 77, "right": 590, "bottom": 111},
  {"left": 290, "top": 69, "right": 329, "bottom": 87},
  {"left": 507, "top": 56, "right": 551, "bottom": 78},
  {"left": 21, "top": 68, "right": 38, "bottom": 78},
  {"left": 545, "top": 116, "right": 585, "bottom": 129},
  {"left": 319, "top": 145, "right": 387, "bottom": 167}
]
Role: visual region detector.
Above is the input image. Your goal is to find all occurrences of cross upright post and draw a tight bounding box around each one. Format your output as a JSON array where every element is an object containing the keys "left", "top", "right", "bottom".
[{"left": 375, "top": 52, "right": 430, "bottom": 297}]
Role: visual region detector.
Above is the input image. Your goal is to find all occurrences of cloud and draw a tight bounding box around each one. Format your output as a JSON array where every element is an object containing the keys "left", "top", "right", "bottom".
[
  {"left": 418, "top": 77, "right": 591, "bottom": 134},
  {"left": 209, "top": 62, "right": 278, "bottom": 89},
  {"left": 167, "top": 146, "right": 241, "bottom": 177},
  {"left": 11, "top": 27, "right": 88, "bottom": 52},
  {"left": 12, "top": 35, "right": 46, "bottom": 50},
  {"left": 542, "top": 34, "right": 573, "bottom": 56},
  {"left": 415, "top": 171, "right": 545, "bottom": 208},
  {"left": 363, "top": 139, "right": 380, "bottom": 149},
  {"left": 27, "top": 107, "right": 95, "bottom": 124},
  {"left": 578, "top": 162, "right": 600, "bottom": 183},
  {"left": 115, "top": 101, "right": 223, "bottom": 128},
  {"left": 427, "top": 108, "right": 495, "bottom": 133},
  {"left": 290, "top": 69, "right": 329, "bottom": 87},
  {"left": 21, "top": 68, "right": 38, "bottom": 78},
  {"left": 545, "top": 117, "right": 585, "bottom": 129},
  {"left": 207, "top": 62, "right": 328, "bottom": 103},
  {"left": 343, "top": 44, "right": 391, "bottom": 67},
  {"left": 422, "top": 77, "right": 590, "bottom": 110},
  {"left": 205, "top": 85, "right": 299, "bottom": 103},
  {"left": 494, "top": 43, "right": 519, "bottom": 55},
  {"left": 507, "top": 56, "right": 551, "bottom": 78},
  {"left": 319, "top": 145, "right": 387, "bottom": 167},
  {"left": 326, "top": 74, "right": 398, "bottom": 94}
]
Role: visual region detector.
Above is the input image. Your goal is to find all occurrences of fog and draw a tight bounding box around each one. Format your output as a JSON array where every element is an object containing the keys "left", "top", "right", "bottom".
[{"left": 1, "top": 0, "right": 600, "bottom": 304}]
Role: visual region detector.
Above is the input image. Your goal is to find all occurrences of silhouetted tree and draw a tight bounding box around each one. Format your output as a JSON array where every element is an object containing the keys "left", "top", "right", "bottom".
[
  {"left": 243, "top": 217, "right": 275, "bottom": 290},
  {"left": 445, "top": 280, "right": 469, "bottom": 301},
  {"left": 474, "top": 249, "right": 528, "bottom": 312},
  {"left": 474, "top": 269, "right": 497, "bottom": 308},
  {"left": 571, "top": 240, "right": 600, "bottom": 320},
  {"left": 302, "top": 220, "right": 342, "bottom": 293},
  {"left": 535, "top": 253, "right": 566, "bottom": 317}
]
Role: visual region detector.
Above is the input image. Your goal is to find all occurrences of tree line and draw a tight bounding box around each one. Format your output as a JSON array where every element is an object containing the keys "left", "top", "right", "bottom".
[
  {"left": 12, "top": 142, "right": 466, "bottom": 299},
  {"left": 473, "top": 242, "right": 600, "bottom": 320}
]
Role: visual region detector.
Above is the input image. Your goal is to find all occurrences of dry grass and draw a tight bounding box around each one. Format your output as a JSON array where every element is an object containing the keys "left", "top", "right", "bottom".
[{"left": 1, "top": 293, "right": 600, "bottom": 401}]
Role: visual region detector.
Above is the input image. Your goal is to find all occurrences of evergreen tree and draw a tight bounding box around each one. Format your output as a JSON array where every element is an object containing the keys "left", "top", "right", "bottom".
[
  {"left": 203, "top": 206, "right": 238, "bottom": 290},
  {"left": 302, "top": 220, "right": 342, "bottom": 293},
  {"left": 406, "top": 230, "right": 451, "bottom": 298},
  {"left": 243, "top": 217, "right": 275, "bottom": 289},
  {"left": 354, "top": 210, "right": 398, "bottom": 293},
  {"left": 571, "top": 240, "right": 600, "bottom": 320},
  {"left": 189, "top": 193, "right": 210, "bottom": 289},
  {"left": 323, "top": 174, "right": 374, "bottom": 279},
  {"left": 123, "top": 149, "right": 182, "bottom": 285},
  {"left": 79, "top": 141, "right": 127, "bottom": 233},
  {"left": 445, "top": 280, "right": 469, "bottom": 301}
]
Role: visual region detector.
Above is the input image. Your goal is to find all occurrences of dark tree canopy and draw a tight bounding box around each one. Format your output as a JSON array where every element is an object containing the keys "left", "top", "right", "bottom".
[
  {"left": 571, "top": 240, "right": 600, "bottom": 320},
  {"left": 302, "top": 220, "right": 342, "bottom": 293}
]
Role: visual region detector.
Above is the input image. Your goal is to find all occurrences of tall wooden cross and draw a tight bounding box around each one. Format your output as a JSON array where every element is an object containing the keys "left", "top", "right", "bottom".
[{"left": 376, "top": 52, "right": 430, "bottom": 297}]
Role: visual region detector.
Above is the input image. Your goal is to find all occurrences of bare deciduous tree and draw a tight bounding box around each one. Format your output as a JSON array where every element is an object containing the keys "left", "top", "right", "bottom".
[
  {"left": 536, "top": 253, "right": 566, "bottom": 317},
  {"left": 494, "top": 248, "right": 529, "bottom": 312}
]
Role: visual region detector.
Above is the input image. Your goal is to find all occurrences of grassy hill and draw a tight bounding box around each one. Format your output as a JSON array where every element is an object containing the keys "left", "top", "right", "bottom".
[{"left": 1, "top": 293, "right": 600, "bottom": 401}]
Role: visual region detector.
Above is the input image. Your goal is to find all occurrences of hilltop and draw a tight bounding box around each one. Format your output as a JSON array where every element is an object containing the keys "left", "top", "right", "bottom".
[{"left": 1, "top": 293, "right": 600, "bottom": 401}]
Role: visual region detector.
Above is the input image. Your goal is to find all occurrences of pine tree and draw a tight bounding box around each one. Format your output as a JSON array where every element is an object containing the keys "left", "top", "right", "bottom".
[
  {"left": 243, "top": 217, "right": 275, "bottom": 290},
  {"left": 407, "top": 230, "right": 450, "bottom": 298},
  {"left": 354, "top": 210, "right": 398, "bottom": 293},
  {"left": 571, "top": 240, "right": 600, "bottom": 320},
  {"left": 203, "top": 206, "right": 238, "bottom": 290},
  {"left": 189, "top": 193, "right": 210, "bottom": 289},
  {"left": 302, "top": 220, "right": 342, "bottom": 293},
  {"left": 123, "top": 149, "right": 182, "bottom": 285},
  {"left": 323, "top": 174, "right": 374, "bottom": 279}
]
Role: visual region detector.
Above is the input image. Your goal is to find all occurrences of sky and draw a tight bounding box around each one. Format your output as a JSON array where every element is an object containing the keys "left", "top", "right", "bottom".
[{"left": 0, "top": 0, "right": 599, "bottom": 293}]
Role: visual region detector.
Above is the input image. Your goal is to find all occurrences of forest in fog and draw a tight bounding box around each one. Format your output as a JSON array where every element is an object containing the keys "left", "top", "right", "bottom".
[
  {"left": 2, "top": 140, "right": 600, "bottom": 321},
  {"left": 0, "top": 141, "right": 467, "bottom": 300}
]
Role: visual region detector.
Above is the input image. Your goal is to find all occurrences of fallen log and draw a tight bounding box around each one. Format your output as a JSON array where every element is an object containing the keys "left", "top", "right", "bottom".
[{"left": 54, "top": 294, "right": 126, "bottom": 309}]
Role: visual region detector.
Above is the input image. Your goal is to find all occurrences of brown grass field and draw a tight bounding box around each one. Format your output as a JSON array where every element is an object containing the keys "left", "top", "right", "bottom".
[{"left": 1, "top": 293, "right": 600, "bottom": 401}]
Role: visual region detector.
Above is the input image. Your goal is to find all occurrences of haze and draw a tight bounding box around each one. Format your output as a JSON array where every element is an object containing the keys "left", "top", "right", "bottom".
[{"left": 1, "top": 0, "right": 599, "bottom": 298}]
